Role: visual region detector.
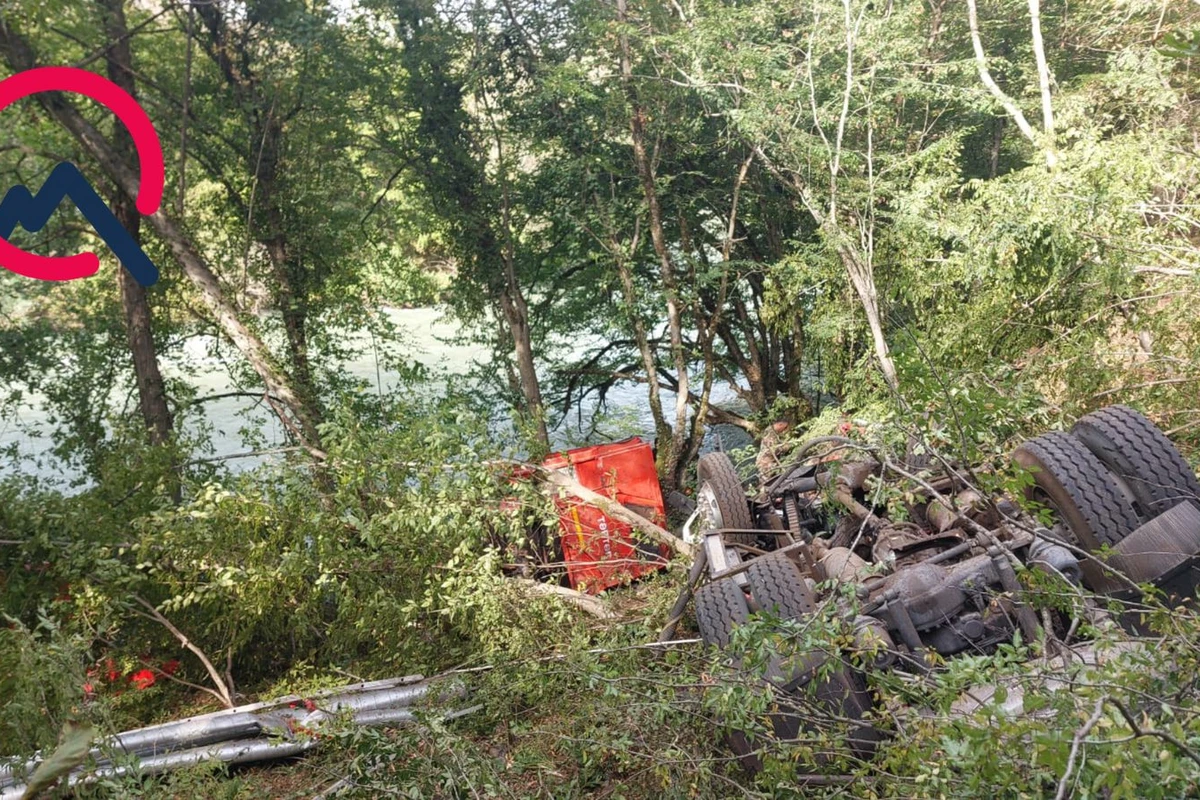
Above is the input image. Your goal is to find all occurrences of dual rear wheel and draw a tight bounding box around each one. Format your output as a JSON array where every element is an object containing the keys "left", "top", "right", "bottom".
[{"left": 1012, "top": 405, "right": 1200, "bottom": 589}]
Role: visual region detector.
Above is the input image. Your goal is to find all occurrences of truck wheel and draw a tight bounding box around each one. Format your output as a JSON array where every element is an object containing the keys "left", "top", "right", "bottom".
[
  {"left": 694, "top": 578, "right": 751, "bottom": 648},
  {"left": 743, "top": 554, "right": 879, "bottom": 762},
  {"left": 696, "top": 452, "right": 757, "bottom": 546},
  {"left": 1012, "top": 431, "right": 1141, "bottom": 552},
  {"left": 1072, "top": 405, "right": 1200, "bottom": 521},
  {"left": 746, "top": 555, "right": 816, "bottom": 618}
]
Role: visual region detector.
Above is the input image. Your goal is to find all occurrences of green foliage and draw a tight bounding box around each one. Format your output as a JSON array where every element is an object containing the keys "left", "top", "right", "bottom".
[
  {"left": 1160, "top": 30, "right": 1200, "bottom": 59},
  {"left": 0, "top": 616, "right": 90, "bottom": 755},
  {"left": 20, "top": 719, "right": 94, "bottom": 799}
]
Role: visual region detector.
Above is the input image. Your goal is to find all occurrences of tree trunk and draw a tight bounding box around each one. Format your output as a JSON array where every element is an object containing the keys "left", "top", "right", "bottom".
[
  {"left": 599, "top": 192, "right": 670, "bottom": 450},
  {"left": 98, "top": 0, "right": 174, "bottom": 446},
  {"left": 252, "top": 109, "right": 322, "bottom": 427},
  {"left": 840, "top": 244, "right": 899, "bottom": 391},
  {"left": 1027, "top": 0, "right": 1055, "bottom": 147},
  {"left": 188, "top": 1, "right": 328, "bottom": 440},
  {"left": 495, "top": 172, "right": 549, "bottom": 447},
  {"left": 264, "top": 233, "right": 321, "bottom": 424},
  {"left": 617, "top": 0, "right": 690, "bottom": 488},
  {"left": 989, "top": 116, "right": 1005, "bottom": 178},
  {"left": 498, "top": 282, "right": 549, "bottom": 446},
  {"left": 0, "top": 20, "right": 326, "bottom": 457}
]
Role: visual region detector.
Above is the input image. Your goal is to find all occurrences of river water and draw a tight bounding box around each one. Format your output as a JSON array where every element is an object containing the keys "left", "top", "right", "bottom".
[{"left": 0, "top": 307, "right": 747, "bottom": 487}]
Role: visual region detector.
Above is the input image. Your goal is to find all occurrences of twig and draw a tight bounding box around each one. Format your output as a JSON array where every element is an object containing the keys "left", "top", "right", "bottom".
[
  {"left": 1093, "top": 376, "right": 1200, "bottom": 399},
  {"left": 136, "top": 657, "right": 233, "bottom": 706},
  {"left": 1054, "top": 697, "right": 1105, "bottom": 800},
  {"left": 445, "top": 638, "right": 702, "bottom": 676},
  {"left": 312, "top": 776, "right": 355, "bottom": 800},
  {"left": 132, "top": 595, "right": 234, "bottom": 708},
  {"left": 180, "top": 446, "right": 307, "bottom": 466},
  {"left": 1108, "top": 697, "right": 1200, "bottom": 768},
  {"left": 1134, "top": 266, "right": 1196, "bottom": 277}
]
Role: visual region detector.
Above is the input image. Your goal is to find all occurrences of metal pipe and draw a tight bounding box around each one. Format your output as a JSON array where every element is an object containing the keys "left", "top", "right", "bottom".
[
  {"left": 0, "top": 675, "right": 441, "bottom": 789},
  {"left": 319, "top": 682, "right": 449, "bottom": 714},
  {"left": 115, "top": 680, "right": 439, "bottom": 758},
  {"left": 104, "top": 713, "right": 266, "bottom": 759},
  {"left": 0, "top": 703, "right": 481, "bottom": 799},
  {"left": 880, "top": 591, "right": 930, "bottom": 673},
  {"left": 0, "top": 739, "right": 318, "bottom": 800},
  {"left": 138, "top": 737, "right": 318, "bottom": 774},
  {"left": 763, "top": 435, "right": 865, "bottom": 496},
  {"left": 1, "top": 714, "right": 267, "bottom": 784},
  {"left": 924, "top": 540, "right": 974, "bottom": 566},
  {"left": 352, "top": 708, "right": 418, "bottom": 727},
  {"left": 1028, "top": 537, "right": 1082, "bottom": 584}
]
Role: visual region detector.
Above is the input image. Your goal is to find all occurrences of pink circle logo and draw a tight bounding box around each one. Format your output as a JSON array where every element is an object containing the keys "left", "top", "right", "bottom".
[{"left": 0, "top": 67, "right": 163, "bottom": 285}]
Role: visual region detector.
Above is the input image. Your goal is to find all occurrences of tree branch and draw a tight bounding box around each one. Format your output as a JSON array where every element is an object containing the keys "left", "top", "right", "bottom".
[
  {"left": 537, "top": 466, "right": 694, "bottom": 559},
  {"left": 1108, "top": 697, "right": 1200, "bottom": 768},
  {"left": 132, "top": 595, "right": 235, "bottom": 708},
  {"left": 1054, "top": 697, "right": 1106, "bottom": 800},
  {"left": 965, "top": 0, "right": 1038, "bottom": 145}
]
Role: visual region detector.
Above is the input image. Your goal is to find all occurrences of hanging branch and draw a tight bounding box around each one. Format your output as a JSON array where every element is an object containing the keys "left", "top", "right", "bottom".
[{"left": 132, "top": 595, "right": 235, "bottom": 709}]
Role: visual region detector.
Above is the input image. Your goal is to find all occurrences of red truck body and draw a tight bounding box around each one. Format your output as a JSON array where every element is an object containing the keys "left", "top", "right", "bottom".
[{"left": 541, "top": 437, "right": 671, "bottom": 594}]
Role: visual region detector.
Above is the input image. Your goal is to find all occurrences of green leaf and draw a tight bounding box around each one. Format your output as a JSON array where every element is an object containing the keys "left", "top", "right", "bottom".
[
  {"left": 1160, "top": 30, "right": 1200, "bottom": 59},
  {"left": 21, "top": 720, "right": 93, "bottom": 799}
]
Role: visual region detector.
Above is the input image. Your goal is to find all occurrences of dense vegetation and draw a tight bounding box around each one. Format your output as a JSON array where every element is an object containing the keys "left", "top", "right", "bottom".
[{"left": 1, "top": 0, "right": 1199, "bottom": 796}]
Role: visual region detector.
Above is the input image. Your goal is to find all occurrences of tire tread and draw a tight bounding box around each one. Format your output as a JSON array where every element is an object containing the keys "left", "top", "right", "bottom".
[
  {"left": 694, "top": 578, "right": 750, "bottom": 648},
  {"left": 1013, "top": 431, "right": 1140, "bottom": 550},
  {"left": 697, "top": 452, "right": 756, "bottom": 545},
  {"left": 746, "top": 555, "right": 816, "bottom": 619},
  {"left": 1072, "top": 405, "right": 1200, "bottom": 520}
]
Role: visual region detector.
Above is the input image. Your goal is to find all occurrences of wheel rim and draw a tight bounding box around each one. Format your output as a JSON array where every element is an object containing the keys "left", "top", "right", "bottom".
[{"left": 697, "top": 482, "right": 724, "bottom": 534}]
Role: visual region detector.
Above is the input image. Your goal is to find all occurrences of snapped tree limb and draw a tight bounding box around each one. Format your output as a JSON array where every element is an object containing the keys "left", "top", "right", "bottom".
[
  {"left": 511, "top": 578, "right": 617, "bottom": 619},
  {"left": 536, "top": 465, "right": 695, "bottom": 560}
]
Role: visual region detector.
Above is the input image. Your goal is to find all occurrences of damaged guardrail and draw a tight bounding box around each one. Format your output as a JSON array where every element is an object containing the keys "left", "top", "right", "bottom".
[{"left": 0, "top": 674, "right": 476, "bottom": 799}]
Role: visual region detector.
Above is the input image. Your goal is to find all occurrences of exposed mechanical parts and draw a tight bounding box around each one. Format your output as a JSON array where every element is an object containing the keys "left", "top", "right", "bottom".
[{"left": 689, "top": 404, "right": 1200, "bottom": 766}]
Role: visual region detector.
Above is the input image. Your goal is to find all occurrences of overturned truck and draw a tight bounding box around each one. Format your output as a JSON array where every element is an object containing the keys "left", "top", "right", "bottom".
[{"left": 685, "top": 404, "right": 1200, "bottom": 766}]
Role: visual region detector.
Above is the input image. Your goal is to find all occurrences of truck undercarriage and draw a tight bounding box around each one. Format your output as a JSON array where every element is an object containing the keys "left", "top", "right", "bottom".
[{"left": 683, "top": 404, "right": 1200, "bottom": 767}]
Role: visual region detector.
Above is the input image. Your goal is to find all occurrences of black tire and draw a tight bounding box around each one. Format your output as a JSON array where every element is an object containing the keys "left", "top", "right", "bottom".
[
  {"left": 694, "top": 578, "right": 751, "bottom": 648},
  {"left": 746, "top": 555, "right": 817, "bottom": 619},
  {"left": 696, "top": 565, "right": 879, "bottom": 771},
  {"left": 772, "top": 668, "right": 881, "bottom": 760},
  {"left": 1012, "top": 431, "right": 1141, "bottom": 552},
  {"left": 743, "top": 554, "right": 880, "bottom": 761},
  {"left": 1072, "top": 405, "right": 1200, "bottom": 521},
  {"left": 696, "top": 452, "right": 757, "bottom": 546}
]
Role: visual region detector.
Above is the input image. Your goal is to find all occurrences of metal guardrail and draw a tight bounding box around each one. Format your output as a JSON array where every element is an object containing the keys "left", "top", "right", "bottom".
[{"left": 0, "top": 674, "right": 476, "bottom": 799}]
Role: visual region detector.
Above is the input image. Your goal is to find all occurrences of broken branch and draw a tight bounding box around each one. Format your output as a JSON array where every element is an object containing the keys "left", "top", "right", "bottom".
[
  {"left": 535, "top": 466, "right": 695, "bottom": 560},
  {"left": 511, "top": 578, "right": 617, "bottom": 619},
  {"left": 132, "top": 595, "right": 235, "bottom": 708}
]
